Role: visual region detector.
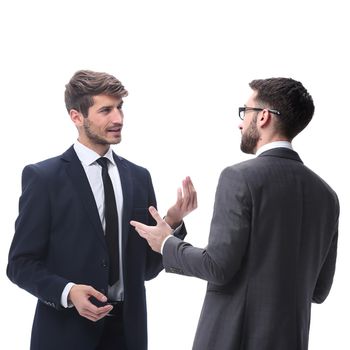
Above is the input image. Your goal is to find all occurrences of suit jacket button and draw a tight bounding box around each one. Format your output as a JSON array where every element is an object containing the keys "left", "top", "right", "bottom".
[{"left": 101, "top": 260, "right": 108, "bottom": 268}]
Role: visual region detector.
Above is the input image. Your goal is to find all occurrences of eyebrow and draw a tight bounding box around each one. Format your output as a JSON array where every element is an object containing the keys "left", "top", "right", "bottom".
[
  {"left": 96, "top": 101, "right": 123, "bottom": 113},
  {"left": 97, "top": 105, "right": 113, "bottom": 112}
]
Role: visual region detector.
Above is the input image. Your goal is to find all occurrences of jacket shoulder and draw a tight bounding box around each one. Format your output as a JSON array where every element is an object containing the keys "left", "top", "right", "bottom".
[{"left": 114, "top": 154, "right": 151, "bottom": 176}]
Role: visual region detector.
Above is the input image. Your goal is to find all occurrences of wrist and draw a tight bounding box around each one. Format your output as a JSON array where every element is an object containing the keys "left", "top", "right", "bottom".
[
  {"left": 62, "top": 282, "right": 76, "bottom": 308},
  {"left": 161, "top": 235, "right": 173, "bottom": 254},
  {"left": 164, "top": 215, "right": 181, "bottom": 229}
]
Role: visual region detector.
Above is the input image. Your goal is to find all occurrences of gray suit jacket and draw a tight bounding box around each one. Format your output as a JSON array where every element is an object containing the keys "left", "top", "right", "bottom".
[{"left": 163, "top": 148, "right": 339, "bottom": 350}]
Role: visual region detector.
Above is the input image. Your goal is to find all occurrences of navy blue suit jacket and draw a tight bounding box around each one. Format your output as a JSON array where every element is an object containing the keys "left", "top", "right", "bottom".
[{"left": 7, "top": 146, "right": 185, "bottom": 350}]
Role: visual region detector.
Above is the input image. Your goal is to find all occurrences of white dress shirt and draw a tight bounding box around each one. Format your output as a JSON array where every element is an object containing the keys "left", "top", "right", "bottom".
[{"left": 61, "top": 141, "right": 124, "bottom": 307}]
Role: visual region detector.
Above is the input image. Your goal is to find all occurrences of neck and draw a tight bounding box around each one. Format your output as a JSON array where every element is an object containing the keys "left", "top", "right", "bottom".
[
  {"left": 256, "top": 134, "right": 290, "bottom": 150},
  {"left": 77, "top": 138, "right": 110, "bottom": 156},
  {"left": 256, "top": 140, "right": 293, "bottom": 156}
]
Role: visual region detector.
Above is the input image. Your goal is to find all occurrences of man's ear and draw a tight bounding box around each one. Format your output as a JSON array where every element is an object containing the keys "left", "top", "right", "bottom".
[
  {"left": 258, "top": 109, "right": 273, "bottom": 128},
  {"left": 69, "top": 109, "right": 84, "bottom": 126}
]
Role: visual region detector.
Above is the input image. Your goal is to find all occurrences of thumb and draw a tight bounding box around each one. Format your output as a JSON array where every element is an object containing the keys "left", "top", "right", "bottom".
[
  {"left": 177, "top": 187, "right": 182, "bottom": 202},
  {"left": 148, "top": 206, "right": 164, "bottom": 224}
]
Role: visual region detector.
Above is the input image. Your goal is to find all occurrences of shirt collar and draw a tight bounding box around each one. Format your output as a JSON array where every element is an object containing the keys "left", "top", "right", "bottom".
[
  {"left": 256, "top": 141, "right": 293, "bottom": 156},
  {"left": 73, "top": 141, "right": 116, "bottom": 166}
]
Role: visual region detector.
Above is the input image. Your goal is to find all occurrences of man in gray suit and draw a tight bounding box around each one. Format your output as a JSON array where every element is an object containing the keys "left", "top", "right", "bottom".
[{"left": 130, "top": 78, "right": 339, "bottom": 350}]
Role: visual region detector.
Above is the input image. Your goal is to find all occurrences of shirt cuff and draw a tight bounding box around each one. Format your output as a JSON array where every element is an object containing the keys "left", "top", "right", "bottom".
[
  {"left": 160, "top": 221, "right": 183, "bottom": 254},
  {"left": 61, "top": 282, "right": 76, "bottom": 308}
]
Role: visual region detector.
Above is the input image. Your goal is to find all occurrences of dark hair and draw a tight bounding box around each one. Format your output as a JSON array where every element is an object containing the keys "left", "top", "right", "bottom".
[
  {"left": 64, "top": 70, "right": 128, "bottom": 117},
  {"left": 249, "top": 78, "right": 314, "bottom": 139}
]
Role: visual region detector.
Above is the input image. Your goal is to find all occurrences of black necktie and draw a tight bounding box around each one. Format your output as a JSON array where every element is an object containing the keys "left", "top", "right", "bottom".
[{"left": 96, "top": 157, "right": 119, "bottom": 285}]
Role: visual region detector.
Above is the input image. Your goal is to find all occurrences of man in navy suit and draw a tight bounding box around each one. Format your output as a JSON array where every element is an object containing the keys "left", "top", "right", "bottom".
[
  {"left": 131, "top": 78, "right": 339, "bottom": 349},
  {"left": 7, "top": 69, "right": 197, "bottom": 350}
]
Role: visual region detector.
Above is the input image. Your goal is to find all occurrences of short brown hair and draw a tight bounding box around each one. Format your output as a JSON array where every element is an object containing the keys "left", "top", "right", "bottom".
[{"left": 64, "top": 70, "right": 128, "bottom": 117}]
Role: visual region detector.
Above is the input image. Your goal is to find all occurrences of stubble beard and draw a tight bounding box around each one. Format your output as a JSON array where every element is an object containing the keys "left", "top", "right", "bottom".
[
  {"left": 83, "top": 119, "right": 121, "bottom": 146},
  {"left": 240, "top": 118, "right": 260, "bottom": 155}
]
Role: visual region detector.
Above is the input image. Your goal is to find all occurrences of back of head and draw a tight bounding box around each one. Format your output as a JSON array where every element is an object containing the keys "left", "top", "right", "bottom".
[
  {"left": 249, "top": 78, "right": 314, "bottom": 140},
  {"left": 64, "top": 70, "right": 128, "bottom": 117}
]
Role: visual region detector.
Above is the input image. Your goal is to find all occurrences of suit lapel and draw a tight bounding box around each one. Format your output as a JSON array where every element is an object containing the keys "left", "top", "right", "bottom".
[
  {"left": 61, "top": 147, "right": 134, "bottom": 262},
  {"left": 61, "top": 146, "right": 106, "bottom": 246},
  {"left": 113, "top": 153, "right": 133, "bottom": 256}
]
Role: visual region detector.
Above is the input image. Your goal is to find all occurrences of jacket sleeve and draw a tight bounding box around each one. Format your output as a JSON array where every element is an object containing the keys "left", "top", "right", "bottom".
[
  {"left": 143, "top": 168, "right": 187, "bottom": 280},
  {"left": 144, "top": 170, "right": 164, "bottom": 280},
  {"left": 6, "top": 165, "right": 68, "bottom": 310},
  {"left": 312, "top": 228, "right": 338, "bottom": 303},
  {"left": 163, "top": 166, "right": 251, "bottom": 285}
]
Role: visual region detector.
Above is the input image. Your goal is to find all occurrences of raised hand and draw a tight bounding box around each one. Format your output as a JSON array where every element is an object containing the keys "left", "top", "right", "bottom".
[
  {"left": 165, "top": 176, "right": 197, "bottom": 228},
  {"left": 130, "top": 206, "right": 173, "bottom": 253}
]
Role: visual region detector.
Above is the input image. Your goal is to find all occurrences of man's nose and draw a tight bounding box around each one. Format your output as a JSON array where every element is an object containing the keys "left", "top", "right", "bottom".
[{"left": 111, "top": 108, "right": 123, "bottom": 122}]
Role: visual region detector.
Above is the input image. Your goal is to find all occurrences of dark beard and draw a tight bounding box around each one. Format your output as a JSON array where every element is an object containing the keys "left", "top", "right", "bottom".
[{"left": 240, "top": 118, "right": 259, "bottom": 154}]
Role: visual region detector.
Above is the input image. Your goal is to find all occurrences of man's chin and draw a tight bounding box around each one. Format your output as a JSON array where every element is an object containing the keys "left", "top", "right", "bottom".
[
  {"left": 94, "top": 137, "right": 121, "bottom": 146},
  {"left": 107, "top": 136, "right": 122, "bottom": 145}
]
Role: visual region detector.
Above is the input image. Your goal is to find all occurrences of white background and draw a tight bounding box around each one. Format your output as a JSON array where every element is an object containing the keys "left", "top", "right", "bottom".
[{"left": 0, "top": 1, "right": 349, "bottom": 349}]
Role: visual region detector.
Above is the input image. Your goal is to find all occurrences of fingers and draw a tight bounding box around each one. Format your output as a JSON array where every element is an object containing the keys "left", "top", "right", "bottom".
[
  {"left": 83, "top": 304, "right": 113, "bottom": 322},
  {"left": 130, "top": 220, "right": 148, "bottom": 234},
  {"left": 84, "top": 304, "right": 112, "bottom": 322},
  {"left": 130, "top": 207, "right": 163, "bottom": 233},
  {"left": 177, "top": 187, "right": 182, "bottom": 203},
  {"left": 148, "top": 206, "right": 164, "bottom": 223},
  {"left": 181, "top": 182, "right": 188, "bottom": 206},
  {"left": 70, "top": 285, "right": 112, "bottom": 322},
  {"left": 89, "top": 287, "right": 108, "bottom": 304},
  {"left": 187, "top": 176, "right": 198, "bottom": 209},
  {"left": 181, "top": 176, "right": 197, "bottom": 210},
  {"left": 183, "top": 177, "right": 191, "bottom": 203},
  {"left": 134, "top": 226, "right": 149, "bottom": 240}
]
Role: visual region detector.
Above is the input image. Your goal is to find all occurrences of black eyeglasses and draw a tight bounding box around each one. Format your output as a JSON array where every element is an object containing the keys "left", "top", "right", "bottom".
[{"left": 238, "top": 107, "right": 281, "bottom": 120}]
